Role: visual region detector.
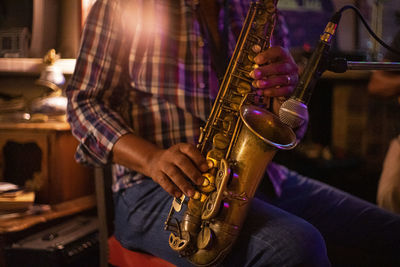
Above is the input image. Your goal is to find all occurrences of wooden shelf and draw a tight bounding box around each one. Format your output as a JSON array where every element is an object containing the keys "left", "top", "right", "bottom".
[
  {"left": 0, "top": 121, "right": 70, "bottom": 131},
  {"left": 0, "top": 195, "right": 96, "bottom": 234},
  {"left": 0, "top": 58, "right": 76, "bottom": 75}
]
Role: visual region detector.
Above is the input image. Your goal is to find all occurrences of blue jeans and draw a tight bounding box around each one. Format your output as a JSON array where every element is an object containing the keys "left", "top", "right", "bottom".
[{"left": 113, "top": 168, "right": 400, "bottom": 266}]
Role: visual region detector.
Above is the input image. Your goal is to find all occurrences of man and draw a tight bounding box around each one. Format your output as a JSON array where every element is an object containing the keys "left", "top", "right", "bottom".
[
  {"left": 368, "top": 30, "right": 400, "bottom": 213},
  {"left": 67, "top": 0, "right": 400, "bottom": 266}
]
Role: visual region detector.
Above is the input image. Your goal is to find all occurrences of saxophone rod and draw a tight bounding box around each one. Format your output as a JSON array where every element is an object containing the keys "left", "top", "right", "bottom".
[{"left": 346, "top": 61, "right": 400, "bottom": 71}]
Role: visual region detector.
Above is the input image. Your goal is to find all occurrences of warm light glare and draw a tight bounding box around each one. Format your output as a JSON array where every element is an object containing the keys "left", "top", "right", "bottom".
[
  {"left": 122, "top": 4, "right": 167, "bottom": 37},
  {"left": 81, "top": 0, "right": 96, "bottom": 27}
]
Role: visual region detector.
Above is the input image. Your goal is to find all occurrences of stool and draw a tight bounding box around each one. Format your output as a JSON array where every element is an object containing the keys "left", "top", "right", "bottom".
[
  {"left": 108, "top": 235, "right": 175, "bottom": 267},
  {"left": 94, "top": 167, "right": 176, "bottom": 267}
]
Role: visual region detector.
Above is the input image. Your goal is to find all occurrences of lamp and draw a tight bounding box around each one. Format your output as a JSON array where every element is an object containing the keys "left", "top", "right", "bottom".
[
  {"left": 30, "top": 49, "right": 68, "bottom": 119},
  {"left": 35, "top": 49, "right": 65, "bottom": 95}
]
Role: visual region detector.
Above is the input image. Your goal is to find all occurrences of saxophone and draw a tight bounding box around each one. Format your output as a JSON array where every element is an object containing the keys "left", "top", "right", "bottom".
[{"left": 164, "top": 0, "right": 296, "bottom": 265}]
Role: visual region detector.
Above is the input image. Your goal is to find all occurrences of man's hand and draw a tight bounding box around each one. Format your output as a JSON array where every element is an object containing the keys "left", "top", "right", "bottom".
[
  {"left": 250, "top": 46, "right": 299, "bottom": 98},
  {"left": 249, "top": 46, "right": 307, "bottom": 141},
  {"left": 147, "top": 143, "right": 208, "bottom": 198},
  {"left": 113, "top": 135, "right": 208, "bottom": 198}
]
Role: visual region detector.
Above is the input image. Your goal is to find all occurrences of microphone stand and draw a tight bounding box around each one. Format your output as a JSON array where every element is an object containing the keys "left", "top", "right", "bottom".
[
  {"left": 346, "top": 61, "right": 400, "bottom": 71},
  {"left": 328, "top": 58, "right": 400, "bottom": 72}
]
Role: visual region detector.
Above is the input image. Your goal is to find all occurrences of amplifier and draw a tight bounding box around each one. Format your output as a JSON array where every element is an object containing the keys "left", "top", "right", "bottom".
[{"left": 5, "top": 216, "right": 99, "bottom": 267}]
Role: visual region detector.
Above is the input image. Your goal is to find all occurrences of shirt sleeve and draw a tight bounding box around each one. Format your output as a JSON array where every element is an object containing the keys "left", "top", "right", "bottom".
[
  {"left": 272, "top": 11, "right": 290, "bottom": 49},
  {"left": 66, "top": 0, "right": 134, "bottom": 166}
]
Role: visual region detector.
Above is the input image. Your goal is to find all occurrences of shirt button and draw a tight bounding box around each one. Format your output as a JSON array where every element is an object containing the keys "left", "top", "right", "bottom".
[
  {"left": 198, "top": 82, "right": 206, "bottom": 89},
  {"left": 198, "top": 38, "right": 205, "bottom": 47}
]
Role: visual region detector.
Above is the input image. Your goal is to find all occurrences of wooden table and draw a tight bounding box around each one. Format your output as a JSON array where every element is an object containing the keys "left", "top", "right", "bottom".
[
  {"left": 0, "top": 121, "right": 94, "bottom": 204},
  {"left": 0, "top": 195, "right": 96, "bottom": 234},
  {"left": 0, "top": 195, "right": 97, "bottom": 267}
]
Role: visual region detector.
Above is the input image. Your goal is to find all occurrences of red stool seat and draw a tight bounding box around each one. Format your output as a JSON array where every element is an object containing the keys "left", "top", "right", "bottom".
[{"left": 108, "top": 235, "right": 176, "bottom": 267}]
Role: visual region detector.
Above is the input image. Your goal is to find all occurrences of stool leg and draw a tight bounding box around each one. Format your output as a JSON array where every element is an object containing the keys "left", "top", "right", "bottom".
[{"left": 95, "top": 168, "right": 109, "bottom": 267}]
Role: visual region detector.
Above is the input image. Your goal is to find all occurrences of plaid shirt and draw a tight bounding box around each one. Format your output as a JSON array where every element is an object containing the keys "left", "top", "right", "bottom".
[{"left": 67, "top": 0, "right": 290, "bottom": 194}]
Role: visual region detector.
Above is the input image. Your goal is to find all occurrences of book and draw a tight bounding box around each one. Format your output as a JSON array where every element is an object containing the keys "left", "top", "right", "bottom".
[{"left": 0, "top": 191, "right": 35, "bottom": 212}]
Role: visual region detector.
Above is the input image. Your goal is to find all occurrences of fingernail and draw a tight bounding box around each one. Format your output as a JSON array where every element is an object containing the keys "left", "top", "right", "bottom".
[
  {"left": 197, "top": 177, "right": 205, "bottom": 186},
  {"left": 254, "top": 55, "right": 264, "bottom": 64},
  {"left": 258, "top": 80, "right": 268, "bottom": 87},
  {"left": 207, "top": 160, "right": 214, "bottom": 169},
  {"left": 200, "top": 163, "right": 209, "bottom": 172},
  {"left": 249, "top": 70, "right": 255, "bottom": 78},
  {"left": 249, "top": 69, "right": 261, "bottom": 79}
]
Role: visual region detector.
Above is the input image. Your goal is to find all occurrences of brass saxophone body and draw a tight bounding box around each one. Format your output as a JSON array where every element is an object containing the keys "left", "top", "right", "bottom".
[{"left": 164, "top": 0, "right": 296, "bottom": 265}]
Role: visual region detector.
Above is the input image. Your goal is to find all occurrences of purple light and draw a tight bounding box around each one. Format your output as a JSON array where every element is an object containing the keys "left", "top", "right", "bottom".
[
  {"left": 253, "top": 110, "right": 262, "bottom": 115},
  {"left": 223, "top": 202, "right": 230, "bottom": 209},
  {"left": 233, "top": 173, "right": 239, "bottom": 179}
]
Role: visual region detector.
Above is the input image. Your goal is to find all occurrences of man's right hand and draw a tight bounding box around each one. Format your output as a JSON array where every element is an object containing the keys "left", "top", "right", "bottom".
[
  {"left": 147, "top": 143, "right": 208, "bottom": 198},
  {"left": 113, "top": 134, "right": 208, "bottom": 198}
]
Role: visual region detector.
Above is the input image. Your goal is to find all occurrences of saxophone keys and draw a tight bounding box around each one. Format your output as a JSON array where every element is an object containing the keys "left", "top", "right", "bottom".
[
  {"left": 222, "top": 114, "right": 234, "bottom": 132},
  {"left": 252, "top": 44, "right": 262, "bottom": 53},
  {"left": 201, "top": 177, "right": 210, "bottom": 187},
  {"left": 206, "top": 149, "right": 224, "bottom": 167},
  {"left": 197, "top": 226, "right": 214, "bottom": 250},
  {"left": 247, "top": 53, "right": 255, "bottom": 62},
  {"left": 198, "top": 173, "right": 215, "bottom": 193},
  {"left": 256, "top": 16, "right": 267, "bottom": 25},
  {"left": 229, "top": 96, "right": 242, "bottom": 110},
  {"left": 191, "top": 190, "right": 207, "bottom": 202},
  {"left": 198, "top": 127, "right": 205, "bottom": 144},
  {"left": 213, "top": 133, "right": 230, "bottom": 150},
  {"left": 237, "top": 81, "right": 252, "bottom": 94},
  {"left": 172, "top": 194, "right": 186, "bottom": 212},
  {"left": 207, "top": 159, "right": 214, "bottom": 169},
  {"left": 169, "top": 231, "right": 191, "bottom": 252}
]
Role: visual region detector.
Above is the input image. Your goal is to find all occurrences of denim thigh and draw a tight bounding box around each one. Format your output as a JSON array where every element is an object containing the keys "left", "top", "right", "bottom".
[
  {"left": 113, "top": 178, "right": 330, "bottom": 267},
  {"left": 258, "top": 169, "right": 400, "bottom": 266}
]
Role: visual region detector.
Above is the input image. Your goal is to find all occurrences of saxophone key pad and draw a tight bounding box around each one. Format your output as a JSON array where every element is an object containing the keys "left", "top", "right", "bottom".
[
  {"left": 169, "top": 232, "right": 191, "bottom": 252},
  {"left": 212, "top": 133, "right": 230, "bottom": 150},
  {"left": 252, "top": 44, "right": 262, "bottom": 53},
  {"left": 197, "top": 226, "right": 214, "bottom": 249},
  {"left": 172, "top": 194, "right": 186, "bottom": 212}
]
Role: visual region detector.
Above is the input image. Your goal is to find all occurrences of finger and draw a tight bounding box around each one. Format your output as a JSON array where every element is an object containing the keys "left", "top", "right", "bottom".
[
  {"left": 178, "top": 144, "right": 209, "bottom": 172},
  {"left": 252, "top": 74, "right": 297, "bottom": 89},
  {"left": 271, "top": 96, "right": 287, "bottom": 115},
  {"left": 163, "top": 164, "right": 196, "bottom": 197},
  {"left": 256, "top": 85, "right": 294, "bottom": 98},
  {"left": 252, "top": 62, "right": 298, "bottom": 78},
  {"left": 293, "top": 112, "right": 309, "bottom": 141},
  {"left": 155, "top": 172, "right": 182, "bottom": 198},
  {"left": 254, "top": 46, "right": 291, "bottom": 65},
  {"left": 173, "top": 153, "right": 204, "bottom": 186}
]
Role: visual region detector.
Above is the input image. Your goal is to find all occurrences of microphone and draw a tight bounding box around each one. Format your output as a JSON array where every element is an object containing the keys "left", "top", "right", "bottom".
[{"left": 279, "top": 13, "right": 341, "bottom": 129}]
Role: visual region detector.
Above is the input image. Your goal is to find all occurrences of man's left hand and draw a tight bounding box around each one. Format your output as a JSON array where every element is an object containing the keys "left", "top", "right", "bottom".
[{"left": 250, "top": 46, "right": 298, "bottom": 98}]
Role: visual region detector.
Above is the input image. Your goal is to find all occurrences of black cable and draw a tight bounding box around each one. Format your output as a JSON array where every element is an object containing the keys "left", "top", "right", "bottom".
[{"left": 336, "top": 5, "right": 400, "bottom": 56}]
